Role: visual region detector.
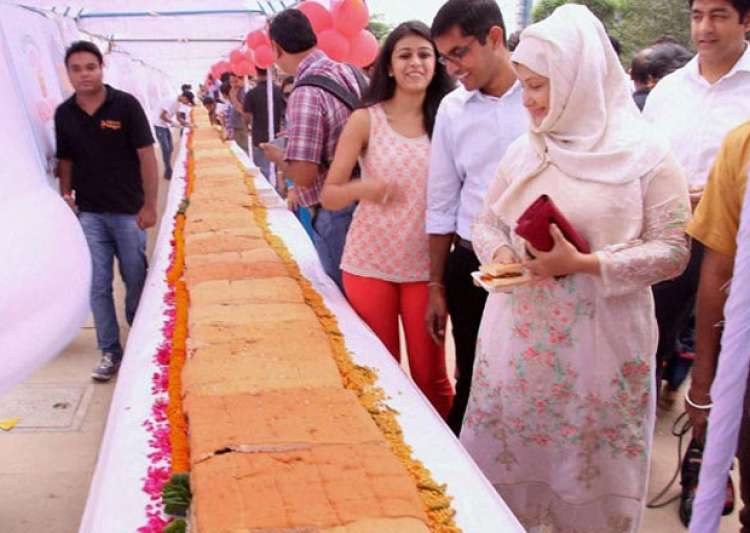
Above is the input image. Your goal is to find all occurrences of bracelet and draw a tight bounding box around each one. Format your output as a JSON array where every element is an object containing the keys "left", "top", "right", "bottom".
[
  {"left": 427, "top": 281, "right": 445, "bottom": 289},
  {"left": 685, "top": 390, "right": 713, "bottom": 410}
]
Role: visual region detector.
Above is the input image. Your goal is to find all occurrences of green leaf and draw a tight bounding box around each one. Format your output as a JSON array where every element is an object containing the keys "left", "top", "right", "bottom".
[
  {"left": 161, "top": 472, "right": 192, "bottom": 517},
  {"left": 163, "top": 518, "right": 187, "bottom": 533},
  {"left": 164, "top": 502, "right": 188, "bottom": 518},
  {"left": 171, "top": 472, "right": 191, "bottom": 491}
]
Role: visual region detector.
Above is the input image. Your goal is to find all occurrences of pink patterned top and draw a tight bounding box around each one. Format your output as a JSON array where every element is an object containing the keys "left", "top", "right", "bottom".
[{"left": 341, "top": 104, "right": 431, "bottom": 283}]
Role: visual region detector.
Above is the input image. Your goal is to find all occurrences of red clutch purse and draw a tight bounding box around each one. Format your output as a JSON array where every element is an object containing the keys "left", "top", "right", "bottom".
[{"left": 515, "top": 195, "right": 591, "bottom": 254}]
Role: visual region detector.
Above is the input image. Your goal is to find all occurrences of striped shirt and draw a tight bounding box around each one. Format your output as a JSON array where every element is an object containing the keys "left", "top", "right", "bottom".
[{"left": 285, "top": 50, "right": 362, "bottom": 207}]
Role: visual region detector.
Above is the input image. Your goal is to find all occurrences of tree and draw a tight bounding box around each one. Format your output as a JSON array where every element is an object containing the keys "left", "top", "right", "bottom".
[
  {"left": 616, "top": 0, "right": 692, "bottom": 61},
  {"left": 532, "top": 0, "right": 621, "bottom": 26},
  {"left": 368, "top": 14, "right": 392, "bottom": 43},
  {"left": 529, "top": 0, "right": 693, "bottom": 63}
]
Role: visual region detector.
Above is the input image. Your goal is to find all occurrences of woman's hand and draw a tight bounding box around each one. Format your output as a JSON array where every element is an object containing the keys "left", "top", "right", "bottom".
[
  {"left": 360, "top": 180, "right": 396, "bottom": 205},
  {"left": 524, "top": 224, "right": 600, "bottom": 279}
]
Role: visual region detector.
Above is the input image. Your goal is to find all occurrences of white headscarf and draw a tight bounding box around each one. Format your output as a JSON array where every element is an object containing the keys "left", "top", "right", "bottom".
[{"left": 511, "top": 4, "right": 669, "bottom": 185}]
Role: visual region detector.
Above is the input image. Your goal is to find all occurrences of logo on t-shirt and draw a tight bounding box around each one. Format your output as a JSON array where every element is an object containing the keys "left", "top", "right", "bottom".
[{"left": 100, "top": 119, "right": 122, "bottom": 131}]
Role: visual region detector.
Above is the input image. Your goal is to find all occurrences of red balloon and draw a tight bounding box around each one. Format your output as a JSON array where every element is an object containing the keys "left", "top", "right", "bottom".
[
  {"left": 298, "top": 1, "right": 332, "bottom": 33},
  {"left": 233, "top": 60, "right": 257, "bottom": 77},
  {"left": 347, "top": 29, "right": 379, "bottom": 67},
  {"left": 332, "top": 0, "right": 369, "bottom": 38},
  {"left": 246, "top": 29, "right": 270, "bottom": 49},
  {"left": 254, "top": 44, "right": 274, "bottom": 69},
  {"left": 213, "top": 61, "right": 231, "bottom": 77},
  {"left": 229, "top": 49, "right": 245, "bottom": 64},
  {"left": 318, "top": 29, "right": 350, "bottom": 62}
]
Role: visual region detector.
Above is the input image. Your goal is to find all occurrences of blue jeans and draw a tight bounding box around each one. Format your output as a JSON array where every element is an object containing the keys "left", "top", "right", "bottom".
[
  {"left": 154, "top": 126, "right": 173, "bottom": 179},
  {"left": 311, "top": 204, "right": 355, "bottom": 290},
  {"left": 79, "top": 212, "right": 148, "bottom": 357}
]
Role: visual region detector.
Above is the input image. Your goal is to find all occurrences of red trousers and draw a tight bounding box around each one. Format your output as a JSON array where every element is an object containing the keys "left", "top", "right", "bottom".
[{"left": 342, "top": 272, "right": 454, "bottom": 419}]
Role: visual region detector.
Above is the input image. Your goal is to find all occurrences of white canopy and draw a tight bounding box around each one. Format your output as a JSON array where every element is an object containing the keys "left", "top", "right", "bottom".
[{"left": 7, "top": 0, "right": 298, "bottom": 83}]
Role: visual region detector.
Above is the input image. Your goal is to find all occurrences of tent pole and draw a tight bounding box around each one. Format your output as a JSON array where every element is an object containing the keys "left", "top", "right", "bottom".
[
  {"left": 266, "top": 70, "right": 276, "bottom": 189},
  {"left": 112, "top": 38, "right": 244, "bottom": 43},
  {"left": 78, "top": 9, "right": 265, "bottom": 19}
]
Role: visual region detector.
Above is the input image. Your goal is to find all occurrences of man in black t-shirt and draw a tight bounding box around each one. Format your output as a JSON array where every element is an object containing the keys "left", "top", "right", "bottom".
[
  {"left": 55, "top": 41, "right": 158, "bottom": 382},
  {"left": 242, "top": 68, "right": 285, "bottom": 180}
]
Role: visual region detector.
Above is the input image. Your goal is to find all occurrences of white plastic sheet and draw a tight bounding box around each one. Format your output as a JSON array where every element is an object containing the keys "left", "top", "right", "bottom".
[{"left": 0, "top": 3, "right": 90, "bottom": 399}]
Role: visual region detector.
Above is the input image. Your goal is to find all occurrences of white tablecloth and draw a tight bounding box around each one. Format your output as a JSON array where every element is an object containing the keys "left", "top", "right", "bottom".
[{"left": 79, "top": 137, "right": 523, "bottom": 533}]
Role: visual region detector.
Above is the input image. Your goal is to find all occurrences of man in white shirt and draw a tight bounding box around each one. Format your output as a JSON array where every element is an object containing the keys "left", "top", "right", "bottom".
[
  {"left": 152, "top": 94, "right": 188, "bottom": 179},
  {"left": 644, "top": 0, "right": 750, "bottom": 198},
  {"left": 643, "top": 0, "right": 750, "bottom": 525},
  {"left": 426, "top": 0, "right": 528, "bottom": 435}
]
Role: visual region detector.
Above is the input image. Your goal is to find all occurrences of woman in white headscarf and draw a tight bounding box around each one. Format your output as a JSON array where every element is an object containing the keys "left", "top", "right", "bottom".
[{"left": 460, "top": 5, "right": 691, "bottom": 532}]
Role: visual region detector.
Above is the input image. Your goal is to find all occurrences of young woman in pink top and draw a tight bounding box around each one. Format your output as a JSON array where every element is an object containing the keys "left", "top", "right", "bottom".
[{"left": 320, "top": 21, "right": 455, "bottom": 419}]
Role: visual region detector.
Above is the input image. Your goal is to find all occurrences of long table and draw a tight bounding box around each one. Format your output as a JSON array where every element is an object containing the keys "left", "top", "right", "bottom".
[{"left": 79, "top": 134, "right": 524, "bottom": 533}]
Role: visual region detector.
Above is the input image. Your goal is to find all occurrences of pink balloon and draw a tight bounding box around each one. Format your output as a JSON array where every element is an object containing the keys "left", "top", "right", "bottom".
[
  {"left": 298, "top": 1, "right": 332, "bottom": 33},
  {"left": 347, "top": 29, "right": 379, "bottom": 67},
  {"left": 254, "top": 44, "right": 274, "bottom": 69},
  {"left": 233, "top": 59, "right": 257, "bottom": 77},
  {"left": 229, "top": 49, "right": 245, "bottom": 64},
  {"left": 213, "top": 61, "right": 231, "bottom": 77},
  {"left": 246, "top": 29, "right": 270, "bottom": 49},
  {"left": 332, "top": 0, "right": 369, "bottom": 38},
  {"left": 318, "top": 29, "right": 350, "bottom": 62}
]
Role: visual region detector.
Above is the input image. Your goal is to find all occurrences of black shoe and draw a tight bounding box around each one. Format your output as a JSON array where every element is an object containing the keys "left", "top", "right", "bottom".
[
  {"left": 722, "top": 473, "right": 735, "bottom": 516},
  {"left": 679, "top": 438, "right": 704, "bottom": 527},
  {"left": 91, "top": 352, "right": 121, "bottom": 382}
]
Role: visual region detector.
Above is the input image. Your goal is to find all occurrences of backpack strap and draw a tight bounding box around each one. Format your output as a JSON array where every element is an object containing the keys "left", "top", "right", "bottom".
[
  {"left": 294, "top": 66, "right": 368, "bottom": 110},
  {"left": 347, "top": 64, "right": 368, "bottom": 96},
  {"left": 294, "top": 75, "right": 359, "bottom": 110}
]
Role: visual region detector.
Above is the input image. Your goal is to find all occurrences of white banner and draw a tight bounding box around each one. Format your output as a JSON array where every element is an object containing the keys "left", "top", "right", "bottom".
[{"left": 0, "top": 4, "right": 67, "bottom": 186}]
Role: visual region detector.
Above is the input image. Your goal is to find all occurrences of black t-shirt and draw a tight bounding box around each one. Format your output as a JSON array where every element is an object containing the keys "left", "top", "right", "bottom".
[
  {"left": 242, "top": 80, "right": 285, "bottom": 147},
  {"left": 54, "top": 85, "right": 155, "bottom": 214}
]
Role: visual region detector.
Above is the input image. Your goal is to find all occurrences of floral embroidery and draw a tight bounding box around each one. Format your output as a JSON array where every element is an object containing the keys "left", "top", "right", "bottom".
[
  {"left": 515, "top": 502, "right": 634, "bottom": 533},
  {"left": 464, "top": 276, "right": 650, "bottom": 487},
  {"left": 599, "top": 198, "right": 691, "bottom": 297}
]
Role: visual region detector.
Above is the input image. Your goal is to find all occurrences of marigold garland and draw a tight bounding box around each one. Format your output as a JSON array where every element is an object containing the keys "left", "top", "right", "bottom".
[
  {"left": 166, "top": 277, "right": 190, "bottom": 473},
  {"left": 138, "top": 130, "right": 194, "bottom": 532},
  {"left": 165, "top": 139, "right": 193, "bottom": 474},
  {"left": 234, "top": 165, "right": 461, "bottom": 533}
]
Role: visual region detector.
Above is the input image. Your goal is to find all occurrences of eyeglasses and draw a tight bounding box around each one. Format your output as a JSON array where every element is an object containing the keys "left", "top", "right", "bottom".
[{"left": 437, "top": 37, "right": 477, "bottom": 66}]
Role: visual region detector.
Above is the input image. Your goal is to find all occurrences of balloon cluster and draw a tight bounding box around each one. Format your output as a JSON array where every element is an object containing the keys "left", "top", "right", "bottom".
[
  {"left": 206, "top": 0, "right": 378, "bottom": 82},
  {"left": 299, "top": 0, "right": 378, "bottom": 66}
]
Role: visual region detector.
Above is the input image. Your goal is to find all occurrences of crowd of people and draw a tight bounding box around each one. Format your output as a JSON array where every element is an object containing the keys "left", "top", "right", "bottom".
[{"left": 54, "top": 0, "right": 750, "bottom": 531}]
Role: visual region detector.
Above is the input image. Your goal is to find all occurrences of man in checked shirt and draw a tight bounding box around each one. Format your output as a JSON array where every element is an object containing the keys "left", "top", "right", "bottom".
[{"left": 261, "top": 9, "right": 364, "bottom": 289}]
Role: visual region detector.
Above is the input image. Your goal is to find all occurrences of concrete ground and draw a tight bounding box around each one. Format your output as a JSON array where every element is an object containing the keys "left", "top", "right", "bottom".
[{"left": 0, "top": 140, "right": 741, "bottom": 532}]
